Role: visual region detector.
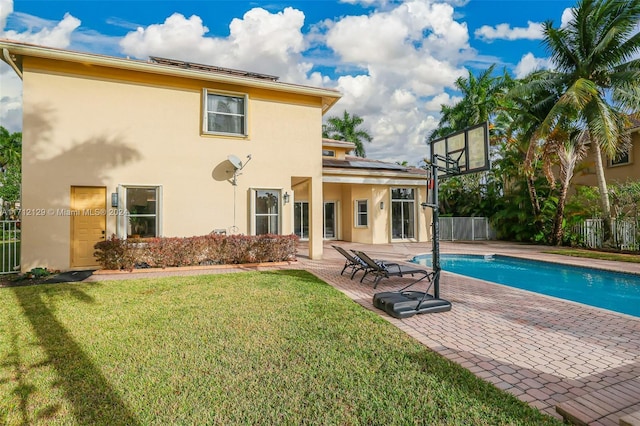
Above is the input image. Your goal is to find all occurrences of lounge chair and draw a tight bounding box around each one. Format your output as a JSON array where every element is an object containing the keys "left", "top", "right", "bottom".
[
  {"left": 352, "top": 250, "right": 435, "bottom": 289},
  {"left": 332, "top": 245, "right": 376, "bottom": 279}
]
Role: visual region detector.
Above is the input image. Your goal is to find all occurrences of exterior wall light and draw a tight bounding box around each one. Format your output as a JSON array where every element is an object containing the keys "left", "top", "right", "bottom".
[
  {"left": 283, "top": 191, "right": 290, "bottom": 204},
  {"left": 380, "top": 201, "right": 384, "bottom": 210},
  {"left": 111, "top": 192, "right": 118, "bottom": 207}
]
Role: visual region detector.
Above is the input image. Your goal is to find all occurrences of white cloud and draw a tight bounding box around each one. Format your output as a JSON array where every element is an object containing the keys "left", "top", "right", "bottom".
[
  {"left": 1, "top": 11, "right": 80, "bottom": 48},
  {"left": 423, "top": 92, "right": 459, "bottom": 112},
  {"left": 514, "top": 52, "right": 553, "bottom": 78},
  {"left": 0, "top": 67, "right": 21, "bottom": 132},
  {"left": 327, "top": 0, "right": 470, "bottom": 65},
  {"left": 119, "top": 8, "right": 313, "bottom": 85},
  {"left": 0, "top": 0, "right": 11, "bottom": 30},
  {"left": 475, "top": 21, "right": 543, "bottom": 42},
  {"left": 561, "top": 8, "right": 574, "bottom": 28},
  {"left": 323, "top": 0, "right": 471, "bottom": 163},
  {"left": 0, "top": 0, "right": 83, "bottom": 132}
]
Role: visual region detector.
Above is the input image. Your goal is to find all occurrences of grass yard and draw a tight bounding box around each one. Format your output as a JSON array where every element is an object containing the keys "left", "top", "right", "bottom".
[
  {"left": 0, "top": 270, "right": 560, "bottom": 425},
  {"left": 544, "top": 247, "right": 640, "bottom": 263}
]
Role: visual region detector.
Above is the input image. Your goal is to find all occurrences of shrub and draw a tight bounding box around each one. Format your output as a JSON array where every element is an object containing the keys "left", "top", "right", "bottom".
[
  {"left": 94, "top": 235, "right": 137, "bottom": 270},
  {"left": 94, "top": 234, "right": 299, "bottom": 270}
]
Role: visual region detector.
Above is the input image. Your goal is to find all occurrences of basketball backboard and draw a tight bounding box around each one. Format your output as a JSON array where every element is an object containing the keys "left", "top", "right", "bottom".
[{"left": 429, "top": 122, "right": 490, "bottom": 176}]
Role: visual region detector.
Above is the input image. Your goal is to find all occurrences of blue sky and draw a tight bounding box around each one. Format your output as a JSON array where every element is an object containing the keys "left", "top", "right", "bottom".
[{"left": 0, "top": 0, "right": 576, "bottom": 163}]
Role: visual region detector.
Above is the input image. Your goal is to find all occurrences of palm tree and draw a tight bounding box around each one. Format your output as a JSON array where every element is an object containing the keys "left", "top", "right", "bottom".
[
  {"left": 503, "top": 70, "right": 563, "bottom": 219},
  {"left": 542, "top": 125, "right": 590, "bottom": 244},
  {"left": 0, "top": 126, "right": 21, "bottom": 171},
  {"left": 539, "top": 0, "right": 640, "bottom": 236},
  {"left": 429, "top": 65, "right": 512, "bottom": 141},
  {"left": 323, "top": 110, "right": 372, "bottom": 157}
]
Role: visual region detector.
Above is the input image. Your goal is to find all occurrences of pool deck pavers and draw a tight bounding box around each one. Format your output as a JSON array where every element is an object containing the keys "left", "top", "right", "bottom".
[{"left": 87, "top": 241, "right": 640, "bottom": 425}]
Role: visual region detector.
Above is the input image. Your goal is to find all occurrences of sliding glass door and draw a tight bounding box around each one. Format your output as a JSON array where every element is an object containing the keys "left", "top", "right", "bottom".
[
  {"left": 294, "top": 201, "right": 309, "bottom": 240},
  {"left": 391, "top": 188, "right": 415, "bottom": 240},
  {"left": 324, "top": 202, "right": 337, "bottom": 239}
]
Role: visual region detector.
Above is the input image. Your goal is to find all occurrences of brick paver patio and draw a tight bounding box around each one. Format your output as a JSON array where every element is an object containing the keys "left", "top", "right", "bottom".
[
  {"left": 300, "top": 241, "right": 640, "bottom": 424},
  {"left": 89, "top": 240, "right": 640, "bottom": 424}
]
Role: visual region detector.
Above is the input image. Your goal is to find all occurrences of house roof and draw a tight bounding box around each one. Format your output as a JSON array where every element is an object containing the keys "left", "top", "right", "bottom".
[
  {"left": 149, "top": 56, "right": 280, "bottom": 82},
  {"left": 628, "top": 115, "right": 640, "bottom": 133},
  {"left": 322, "top": 138, "right": 356, "bottom": 149},
  {"left": 0, "top": 39, "right": 342, "bottom": 113},
  {"left": 323, "top": 155, "right": 427, "bottom": 177}
]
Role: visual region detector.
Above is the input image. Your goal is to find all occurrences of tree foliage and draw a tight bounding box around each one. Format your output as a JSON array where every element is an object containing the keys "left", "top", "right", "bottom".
[
  {"left": 323, "top": 110, "right": 373, "bottom": 157},
  {"left": 428, "top": 0, "right": 640, "bottom": 247},
  {"left": 429, "top": 65, "right": 513, "bottom": 141},
  {"left": 0, "top": 126, "right": 22, "bottom": 212},
  {"left": 538, "top": 0, "right": 640, "bottom": 231}
]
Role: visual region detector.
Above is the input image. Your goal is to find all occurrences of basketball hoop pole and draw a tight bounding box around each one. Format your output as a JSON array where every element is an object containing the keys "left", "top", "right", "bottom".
[
  {"left": 423, "top": 156, "right": 453, "bottom": 299},
  {"left": 430, "top": 159, "right": 442, "bottom": 299}
]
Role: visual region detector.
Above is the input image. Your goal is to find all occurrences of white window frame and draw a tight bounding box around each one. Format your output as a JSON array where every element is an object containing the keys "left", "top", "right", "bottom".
[
  {"left": 250, "top": 188, "right": 282, "bottom": 235},
  {"left": 390, "top": 187, "right": 416, "bottom": 241},
  {"left": 355, "top": 199, "right": 368, "bottom": 228},
  {"left": 117, "top": 185, "right": 163, "bottom": 239},
  {"left": 323, "top": 201, "right": 340, "bottom": 240},
  {"left": 294, "top": 201, "right": 309, "bottom": 240},
  {"left": 202, "top": 89, "right": 248, "bottom": 136}
]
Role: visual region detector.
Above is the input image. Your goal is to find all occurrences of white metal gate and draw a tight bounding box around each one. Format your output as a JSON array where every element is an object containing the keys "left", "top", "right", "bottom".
[
  {"left": 439, "top": 217, "right": 493, "bottom": 241},
  {"left": 0, "top": 220, "right": 20, "bottom": 274},
  {"left": 576, "top": 218, "right": 639, "bottom": 251}
]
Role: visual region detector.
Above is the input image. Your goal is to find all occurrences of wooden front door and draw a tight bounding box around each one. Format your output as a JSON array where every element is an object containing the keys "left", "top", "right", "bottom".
[{"left": 70, "top": 186, "right": 106, "bottom": 268}]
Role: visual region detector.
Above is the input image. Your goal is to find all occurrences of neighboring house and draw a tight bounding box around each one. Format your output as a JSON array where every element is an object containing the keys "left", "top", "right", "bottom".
[
  {"left": 573, "top": 123, "right": 640, "bottom": 188},
  {"left": 0, "top": 40, "right": 432, "bottom": 272}
]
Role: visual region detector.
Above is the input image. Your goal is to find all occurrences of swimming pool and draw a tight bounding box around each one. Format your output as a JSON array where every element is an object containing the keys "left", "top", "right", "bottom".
[{"left": 411, "top": 254, "right": 640, "bottom": 317}]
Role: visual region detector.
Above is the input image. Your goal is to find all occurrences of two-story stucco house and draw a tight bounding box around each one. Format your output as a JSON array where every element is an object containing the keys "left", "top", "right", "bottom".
[{"left": 0, "top": 40, "right": 431, "bottom": 272}]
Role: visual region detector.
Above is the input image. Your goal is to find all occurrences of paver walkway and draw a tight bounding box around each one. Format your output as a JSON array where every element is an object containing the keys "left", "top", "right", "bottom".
[{"left": 89, "top": 241, "right": 640, "bottom": 424}]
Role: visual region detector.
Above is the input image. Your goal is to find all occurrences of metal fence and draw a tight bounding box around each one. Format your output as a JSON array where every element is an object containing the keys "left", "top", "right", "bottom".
[
  {"left": 439, "top": 217, "right": 495, "bottom": 241},
  {"left": 574, "top": 218, "right": 639, "bottom": 251},
  {"left": 0, "top": 220, "right": 20, "bottom": 274}
]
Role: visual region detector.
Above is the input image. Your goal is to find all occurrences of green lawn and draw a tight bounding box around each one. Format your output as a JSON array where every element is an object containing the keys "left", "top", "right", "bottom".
[
  {"left": 544, "top": 247, "right": 640, "bottom": 263},
  {"left": 0, "top": 270, "right": 560, "bottom": 425}
]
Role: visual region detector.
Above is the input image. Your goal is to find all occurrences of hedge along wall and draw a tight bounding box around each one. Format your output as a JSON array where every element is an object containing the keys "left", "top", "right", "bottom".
[{"left": 94, "top": 234, "right": 299, "bottom": 270}]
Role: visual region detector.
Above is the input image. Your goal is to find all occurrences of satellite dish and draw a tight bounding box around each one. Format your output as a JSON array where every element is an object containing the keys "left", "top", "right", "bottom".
[{"left": 227, "top": 154, "right": 243, "bottom": 170}]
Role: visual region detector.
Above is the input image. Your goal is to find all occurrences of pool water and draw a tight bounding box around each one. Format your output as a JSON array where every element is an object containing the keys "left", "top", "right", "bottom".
[{"left": 411, "top": 254, "right": 640, "bottom": 317}]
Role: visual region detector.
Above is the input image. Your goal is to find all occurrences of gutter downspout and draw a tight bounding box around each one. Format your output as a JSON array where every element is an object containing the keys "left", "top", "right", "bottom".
[{"left": 2, "top": 48, "right": 22, "bottom": 80}]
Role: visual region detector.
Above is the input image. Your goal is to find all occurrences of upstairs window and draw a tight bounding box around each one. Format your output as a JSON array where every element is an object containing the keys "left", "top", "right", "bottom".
[
  {"left": 203, "top": 90, "right": 247, "bottom": 136},
  {"left": 322, "top": 149, "right": 336, "bottom": 157}
]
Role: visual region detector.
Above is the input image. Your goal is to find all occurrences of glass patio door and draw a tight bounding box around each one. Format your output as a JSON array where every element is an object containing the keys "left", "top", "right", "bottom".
[
  {"left": 324, "top": 202, "right": 337, "bottom": 239},
  {"left": 294, "top": 201, "right": 309, "bottom": 240},
  {"left": 391, "top": 188, "right": 415, "bottom": 240}
]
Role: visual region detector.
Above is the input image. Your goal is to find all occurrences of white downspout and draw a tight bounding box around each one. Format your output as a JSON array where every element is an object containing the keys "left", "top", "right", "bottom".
[{"left": 2, "top": 48, "right": 22, "bottom": 80}]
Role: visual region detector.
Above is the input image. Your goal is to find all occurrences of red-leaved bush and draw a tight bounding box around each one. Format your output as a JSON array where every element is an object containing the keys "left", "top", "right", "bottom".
[{"left": 94, "top": 234, "right": 299, "bottom": 270}]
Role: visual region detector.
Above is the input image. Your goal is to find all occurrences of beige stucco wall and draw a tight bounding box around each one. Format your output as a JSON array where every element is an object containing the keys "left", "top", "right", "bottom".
[
  {"left": 20, "top": 57, "right": 326, "bottom": 270},
  {"left": 573, "top": 131, "right": 640, "bottom": 187},
  {"left": 321, "top": 181, "right": 431, "bottom": 245}
]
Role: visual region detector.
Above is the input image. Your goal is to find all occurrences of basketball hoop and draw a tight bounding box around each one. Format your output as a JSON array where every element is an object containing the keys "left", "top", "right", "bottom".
[
  {"left": 429, "top": 122, "right": 490, "bottom": 298},
  {"left": 430, "top": 122, "right": 490, "bottom": 177},
  {"left": 372, "top": 123, "right": 490, "bottom": 317}
]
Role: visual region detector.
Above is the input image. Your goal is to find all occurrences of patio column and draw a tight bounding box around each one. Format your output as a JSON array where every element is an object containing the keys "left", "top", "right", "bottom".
[{"left": 308, "top": 176, "right": 323, "bottom": 260}]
